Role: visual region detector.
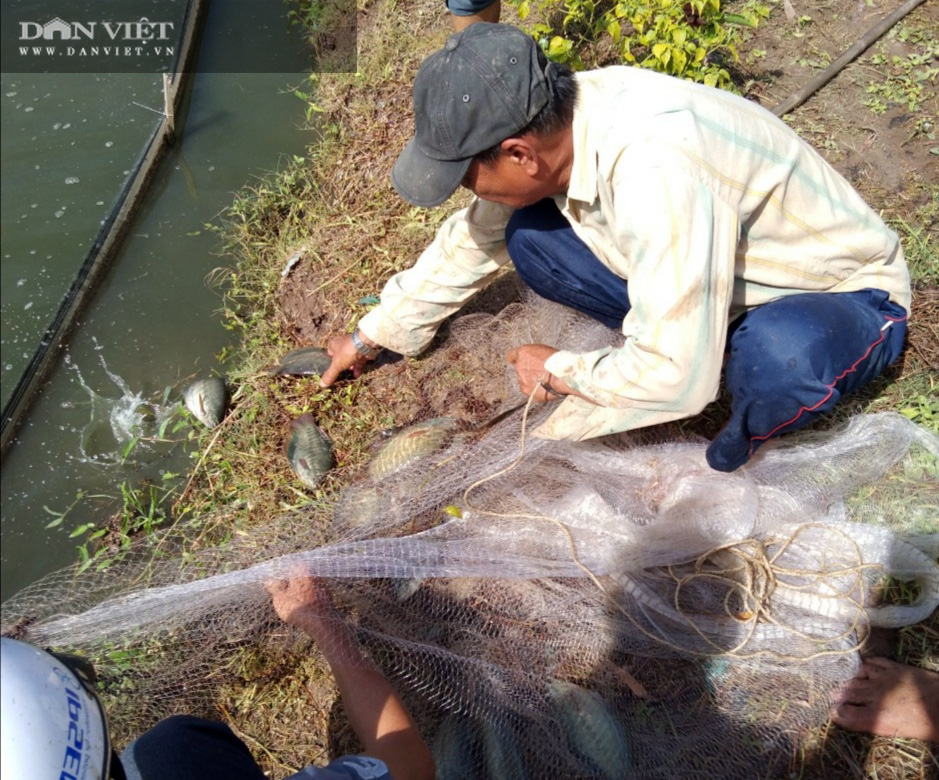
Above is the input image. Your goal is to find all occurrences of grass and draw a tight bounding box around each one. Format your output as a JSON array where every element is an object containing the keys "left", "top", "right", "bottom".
[{"left": 71, "top": 0, "right": 939, "bottom": 775}]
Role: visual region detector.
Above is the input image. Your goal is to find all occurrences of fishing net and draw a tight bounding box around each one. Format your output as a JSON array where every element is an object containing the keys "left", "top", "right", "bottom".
[{"left": 3, "top": 295, "right": 938, "bottom": 779}]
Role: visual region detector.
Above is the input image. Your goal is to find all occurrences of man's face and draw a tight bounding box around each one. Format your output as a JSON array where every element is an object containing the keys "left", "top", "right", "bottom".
[{"left": 461, "top": 153, "right": 552, "bottom": 209}]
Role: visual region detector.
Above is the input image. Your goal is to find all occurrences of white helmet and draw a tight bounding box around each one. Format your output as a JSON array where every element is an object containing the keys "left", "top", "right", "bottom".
[{"left": 1, "top": 637, "right": 114, "bottom": 780}]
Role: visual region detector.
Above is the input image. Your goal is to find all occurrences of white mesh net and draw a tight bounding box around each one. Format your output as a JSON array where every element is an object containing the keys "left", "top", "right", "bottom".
[{"left": 3, "top": 296, "right": 937, "bottom": 778}]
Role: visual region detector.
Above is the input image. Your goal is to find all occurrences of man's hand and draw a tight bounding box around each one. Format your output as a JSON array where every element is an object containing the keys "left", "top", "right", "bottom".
[
  {"left": 506, "top": 344, "right": 574, "bottom": 402},
  {"left": 265, "top": 575, "right": 334, "bottom": 628},
  {"left": 320, "top": 334, "right": 369, "bottom": 388}
]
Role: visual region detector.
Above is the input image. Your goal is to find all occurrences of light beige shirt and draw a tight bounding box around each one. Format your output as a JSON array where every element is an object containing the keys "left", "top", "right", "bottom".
[{"left": 359, "top": 66, "right": 910, "bottom": 441}]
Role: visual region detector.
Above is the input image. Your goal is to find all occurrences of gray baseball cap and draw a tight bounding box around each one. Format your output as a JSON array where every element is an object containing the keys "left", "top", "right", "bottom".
[{"left": 392, "top": 23, "right": 551, "bottom": 208}]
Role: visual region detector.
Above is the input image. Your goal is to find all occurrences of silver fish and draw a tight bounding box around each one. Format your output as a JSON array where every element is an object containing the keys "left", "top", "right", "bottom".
[
  {"left": 480, "top": 715, "right": 528, "bottom": 779},
  {"left": 270, "top": 346, "right": 332, "bottom": 377},
  {"left": 549, "top": 679, "right": 631, "bottom": 778},
  {"left": 183, "top": 377, "right": 228, "bottom": 428},
  {"left": 287, "top": 414, "right": 334, "bottom": 490},
  {"left": 367, "top": 417, "right": 459, "bottom": 480},
  {"left": 393, "top": 577, "right": 424, "bottom": 602}
]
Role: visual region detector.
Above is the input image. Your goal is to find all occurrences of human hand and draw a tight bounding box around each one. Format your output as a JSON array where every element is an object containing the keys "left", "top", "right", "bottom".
[
  {"left": 320, "top": 334, "right": 369, "bottom": 388},
  {"left": 506, "top": 344, "right": 573, "bottom": 402},
  {"left": 265, "top": 575, "right": 335, "bottom": 627}
]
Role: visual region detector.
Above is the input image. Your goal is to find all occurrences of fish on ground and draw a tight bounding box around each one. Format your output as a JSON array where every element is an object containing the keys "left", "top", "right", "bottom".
[
  {"left": 182, "top": 377, "right": 228, "bottom": 428},
  {"left": 368, "top": 417, "right": 460, "bottom": 480},
  {"left": 287, "top": 413, "right": 335, "bottom": 490},
  {"left": 269, "top": 346, "right": 332, "bottom": 378}
]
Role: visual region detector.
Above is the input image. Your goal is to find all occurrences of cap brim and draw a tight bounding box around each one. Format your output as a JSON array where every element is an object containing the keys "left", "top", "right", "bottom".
[{"left": 391, "top": 138, "right": 473, "bottom": 208}]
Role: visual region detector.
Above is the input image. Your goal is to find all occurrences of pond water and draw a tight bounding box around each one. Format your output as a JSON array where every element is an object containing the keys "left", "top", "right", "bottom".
[{"left": 1, "top": 2, "right": 316, "bottom": 599}]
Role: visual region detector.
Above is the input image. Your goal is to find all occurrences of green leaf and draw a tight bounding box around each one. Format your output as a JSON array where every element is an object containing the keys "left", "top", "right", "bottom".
[
  {"left": 547, "top": 36, "right": 573, "bottom": 59},
  {"left": 722, "top": 13, "right": 755, "bottom": 26},
  {"left": 608, "top": 19, "right": 621, "bottom": 43}
]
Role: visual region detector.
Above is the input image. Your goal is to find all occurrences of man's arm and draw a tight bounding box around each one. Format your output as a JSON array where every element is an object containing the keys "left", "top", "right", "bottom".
[
  {"left": 266, "top": 577, "right": 436, "bottom": 780},
  {"left": 319, "top": 198, "right": 514, "bottom": 387}
]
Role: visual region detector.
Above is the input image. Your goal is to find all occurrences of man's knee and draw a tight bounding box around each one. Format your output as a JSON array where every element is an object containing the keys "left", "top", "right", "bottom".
[{"left": 726, "top": 291, "right": 906, "bottom": 395}]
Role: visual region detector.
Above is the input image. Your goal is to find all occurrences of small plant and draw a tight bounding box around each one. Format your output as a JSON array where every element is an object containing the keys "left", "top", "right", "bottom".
[
  {"left": 863, "top": 21, "right": 937, "bottom": 118},
  {"left": 54, "top": 478, "right": 179, "bottom": 573},
  {"left": 510, "top": 0, "right": 768, "bottom": 89}
]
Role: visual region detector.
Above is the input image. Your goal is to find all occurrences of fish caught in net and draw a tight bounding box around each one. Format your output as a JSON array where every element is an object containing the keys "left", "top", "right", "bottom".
[{"left": 3, "top": 296, "right": 937, "bottom": 778}]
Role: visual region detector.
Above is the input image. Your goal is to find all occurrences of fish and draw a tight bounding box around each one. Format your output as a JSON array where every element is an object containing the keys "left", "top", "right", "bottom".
[
  {"left": 269, "top": 346, "right": 333, "bottom": 377},
  {"left": 286, "top": 414, "right": 334, "bottom": 490},
  {"left": 183, "top": 377, "right": 228, "bottom": 428},
  {"left": 332, "top": 485, "right": 382, "bottom": 532},
  {"left": 548, "top": 679, "right": 631, "bottom": 778},
  {"left": 367, "top": 417, "right": 460, "bottom": 480},
  {"left": 134, "top": 403, "right": 157, "bottom": 426},
  {"left": 480, "top": 715, "right": 529, "bottom": 779}
]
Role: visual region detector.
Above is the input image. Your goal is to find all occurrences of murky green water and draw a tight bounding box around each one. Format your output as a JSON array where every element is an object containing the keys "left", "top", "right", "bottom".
[{"left": 1, "top": 4, "right": 315, "bottom": 598}]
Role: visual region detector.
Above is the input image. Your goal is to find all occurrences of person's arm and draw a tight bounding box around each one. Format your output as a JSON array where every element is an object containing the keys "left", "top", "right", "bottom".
[
  {"left": 319, "top": 198, "right": 514, "bottom": 387},
  {"left": 534, "top": 151, "right": 739, "bottom": 436},
  {"left": 266, "top": 577, "right": 435, "bottom": 780}
]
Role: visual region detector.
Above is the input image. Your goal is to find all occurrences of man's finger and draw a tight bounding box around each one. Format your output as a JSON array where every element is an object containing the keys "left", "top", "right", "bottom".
[
  {"left": 319, "top": 361, "right": 341, "bottom": 388},
  {"left": 506, "top": 347, "right": 519, "bottom": 364}
]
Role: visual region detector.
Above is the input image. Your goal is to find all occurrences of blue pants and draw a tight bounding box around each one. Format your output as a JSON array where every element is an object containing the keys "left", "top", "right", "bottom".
[
  {"left": 506, "top": 199, "right": 908, "bottom": 471},
  {"left": 121, "top": 715, "right": 267, "bottom": 780},
  {"left": 446, "top": 0, "right": 498, "bottom": 14}
]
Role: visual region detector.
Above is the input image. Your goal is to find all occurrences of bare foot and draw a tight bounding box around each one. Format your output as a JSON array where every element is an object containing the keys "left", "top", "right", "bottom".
[{"left": 831, "top": 657, "right": 939, "bottom": 743}]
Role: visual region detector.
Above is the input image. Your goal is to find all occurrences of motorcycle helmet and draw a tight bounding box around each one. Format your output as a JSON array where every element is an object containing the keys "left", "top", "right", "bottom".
[{"left": 1, "top": 637, "right": 116, "bottom": 779}]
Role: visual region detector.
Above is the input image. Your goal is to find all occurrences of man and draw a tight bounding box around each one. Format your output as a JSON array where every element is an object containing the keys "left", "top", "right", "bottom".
[
  {"left": 1, "top": 577, "right": 435, "bottom": 780},
  {"left": 320, "top": 23, "right": 910, "bottom": 472}
]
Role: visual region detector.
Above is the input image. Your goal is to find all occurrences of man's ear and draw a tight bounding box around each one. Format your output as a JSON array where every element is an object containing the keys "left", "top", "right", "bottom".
[{"left": 500, "top": 137, "right": 539, "bottom": 173}]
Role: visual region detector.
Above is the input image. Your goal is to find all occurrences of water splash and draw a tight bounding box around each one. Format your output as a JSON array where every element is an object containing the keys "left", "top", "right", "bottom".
[{"left": 65, "top": 348, "right": 178, "bottom": 467}]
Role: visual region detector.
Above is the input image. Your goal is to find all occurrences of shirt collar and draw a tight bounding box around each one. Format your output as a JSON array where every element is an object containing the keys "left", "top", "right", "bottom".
[{"left": 565, "top": 72, "right": 599, "bottom": 204}]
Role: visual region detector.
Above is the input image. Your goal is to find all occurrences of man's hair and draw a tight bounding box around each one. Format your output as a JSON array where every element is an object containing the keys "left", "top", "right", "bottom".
[{"left": 474, "top": 58, "right": 578, "bottom": 166}]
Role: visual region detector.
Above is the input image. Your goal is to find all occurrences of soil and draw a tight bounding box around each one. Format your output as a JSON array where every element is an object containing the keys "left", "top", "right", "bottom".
[{"left": 741, "top": 0, "right": 937, "bottom": 227}]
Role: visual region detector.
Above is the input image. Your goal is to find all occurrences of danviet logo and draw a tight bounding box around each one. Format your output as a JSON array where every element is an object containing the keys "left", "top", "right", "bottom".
[
  {"left": 19, "top": 17, "right": 175, "bottom": 42},
  {"left": 2, "top": 1, "right": 353, "bottom": 74},
  {"left": 3, "top": 10, "right": 178, "bottom": 73},
  {"left": 15, "top": 17, "right": 175, "bottom": 64}
]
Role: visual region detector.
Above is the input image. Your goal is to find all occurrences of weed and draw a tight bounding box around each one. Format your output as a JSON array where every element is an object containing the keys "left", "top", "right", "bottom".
[{"left": 862, "top": 21, "right": 938, "bottom": 119}]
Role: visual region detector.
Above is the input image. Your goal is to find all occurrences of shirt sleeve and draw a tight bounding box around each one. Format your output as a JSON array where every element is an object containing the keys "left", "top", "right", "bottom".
[
  {"left": 539, "top": 150, "right": 739, "bottom": 440},
  {"left": 357, "top": 198, "right": 515, "bottom": 356},
  {"left": 283, "top": 755, "right": 392, "bottom": 780}
]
